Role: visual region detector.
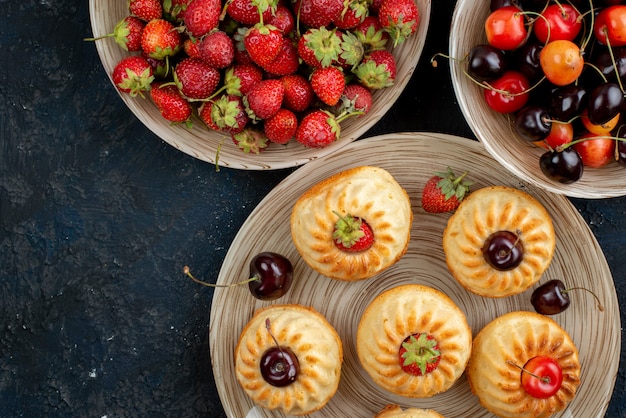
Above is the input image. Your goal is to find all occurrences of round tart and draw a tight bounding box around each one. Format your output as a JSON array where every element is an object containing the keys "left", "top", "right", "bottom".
[
  {"left": 375, "top": 404, "right": 445, "bottom": 418},
  {"left": 290, "top": 165, "right": 412, "bottom": 281},
  {"left": 356, "top": 284, "right": 472, "bottom": 398},
  {"left": 443, "top": 185, "right": 555, "bottom": 298},
  {"left": 467, "top": 311, "right": 581, "bottom": 418},
  {"left": 234, "top": 304, "right": 343, "bottom": 415}
]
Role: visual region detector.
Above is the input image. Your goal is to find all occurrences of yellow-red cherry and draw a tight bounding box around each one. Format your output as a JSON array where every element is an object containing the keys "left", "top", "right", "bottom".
[{"left": 539, "top": 40, "right": 584, "bottom": 86}]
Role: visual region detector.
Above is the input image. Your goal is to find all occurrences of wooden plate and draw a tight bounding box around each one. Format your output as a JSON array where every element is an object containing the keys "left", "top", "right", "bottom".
[
  {"left": 209, "top": 133, "right": 619, "bottom": 417},
  {"left": 449, "top": 0, "right": 626, "bottom": 198},
  {"left": 87, "top": 0, "right": 431, "bottom": 170}
]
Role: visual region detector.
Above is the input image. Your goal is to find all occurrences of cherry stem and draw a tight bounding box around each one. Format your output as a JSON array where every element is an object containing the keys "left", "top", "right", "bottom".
[
  {"left": 579, "top": 0, "right": 594, "bottom": 52},
  {"left": 265, "top": 318, "right": 286, "bottom": 358},
  {"left": 507, "top": 360, "right": 550, "bottom": 383},
  {"left": 602, "top": 30, "right": 625, "bottom": 93},
  {"left": 556, "top": 134, "right": 626, "bottom": 152},
  {"left": 563, "top": 287, "right": 605, "bottom": 312},
  {"left": 498, "top": 229, "right": 522, "bottom": 258},
  {"left": 183, "top": 266, "right": 258, "bottom": 288}
]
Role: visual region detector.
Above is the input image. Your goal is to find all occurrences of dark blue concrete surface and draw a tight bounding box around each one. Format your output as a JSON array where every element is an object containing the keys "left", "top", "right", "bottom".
[{"left": 1, "top": 0, "right": 624, "bottom": 416}]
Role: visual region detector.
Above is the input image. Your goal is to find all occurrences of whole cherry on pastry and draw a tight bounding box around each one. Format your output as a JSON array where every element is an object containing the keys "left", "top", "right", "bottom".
[
  {"left": 332, "top": 212, "right": 374, "bottom": 252},
  {"left": 183, "top": 252, "right": 293, "bottom": 300},
  {"left": 482, "top": 229, "right": 524, "bottom": 271},
  {"left": 508, "top": 356, "right": 563, "bottom": 399},
  {"left": 261, "top": 318, "right": 300, "bottom": 387},
  {"left": 531, "top": 279, "right": 604, "bottom": 315},
  {"left": 399, "top": 333, "right": 441, "bottom": 376}
]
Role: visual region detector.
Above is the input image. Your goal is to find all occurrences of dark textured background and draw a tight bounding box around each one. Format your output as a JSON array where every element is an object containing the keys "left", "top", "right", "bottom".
[{"left": 1, "top": 0, "right": 624, "bottom": 416}]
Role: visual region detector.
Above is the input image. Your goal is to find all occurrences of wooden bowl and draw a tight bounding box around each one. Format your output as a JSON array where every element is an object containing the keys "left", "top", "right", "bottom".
[
  {"left": 449, "top": 0, "right": 626, "bottom": 198},
  {"left": 88, "top": 0, "right": 431, "bottom": 170}
]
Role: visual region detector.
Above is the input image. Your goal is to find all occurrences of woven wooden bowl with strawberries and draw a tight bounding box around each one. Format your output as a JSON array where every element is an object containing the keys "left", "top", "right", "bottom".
[{"left": 88, "top": 0, "right": 430, "bottom": 170}]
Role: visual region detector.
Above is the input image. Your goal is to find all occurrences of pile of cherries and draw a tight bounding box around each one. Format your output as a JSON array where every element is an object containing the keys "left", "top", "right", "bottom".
[{"left": 467, "top": 0, "right": 626, "bottom": 184}]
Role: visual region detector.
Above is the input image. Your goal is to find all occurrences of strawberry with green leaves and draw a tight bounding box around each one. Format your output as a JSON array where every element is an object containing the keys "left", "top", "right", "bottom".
[
  {"left": 378, "top": 0, "right": 420, "bottom": 47},
  {"left": 198, "top": 94, "right": 249, "bottom": 134},
  {"left": 244, "top": 24, "right": 283, "bottom": 68},
  {"left": 84, "top": 16, "right": 145, "bottom": 52},
  {"left": 399, "top": 333, "right": 441, "bottom": 376},
  {"left": 310, "top": 66, "right": 345, "bottom": 106},
  {"left": 232, "top": 128, "right": 269, "bottom": 153},
  {"left": 354, "top": 15, "right": 390, "bottom": 53},
  {"left": 112, "top": 55, "right": 154, "bottom": 97},
  {"left": 332, "top": 212, "right": 374, "bottom": 252},
  {"left": 129, "top": 0, "right": 162, "bottom": 21},
  {"left": 297, "top": 27, "right": 343, "bottom": 68},
  {"left": 294, "top": 0, "right": 344, "bottom": 28},
  {"left": 226, "top": 0, "right": 276, "bottom": 26},
  {"left": 150, "top": 82, "right": 193, "bottom": 125},
  {"left": 421, "top": 167, "right": 473, "bottom": 213},
  {"left": 353, "top": 49, "right": 396, "bottom": 89},
  {"left": 224, "top": 64, "right": 264, "bottom": 96},
  {"left": 141, "top": 18, "right": 182, "bottom": 60},
  {"left": 295, "top": 110, "right": 339, "bottom": 148},
  {"left": 336, "top": 83, "right": 372, "bottom": 115}
]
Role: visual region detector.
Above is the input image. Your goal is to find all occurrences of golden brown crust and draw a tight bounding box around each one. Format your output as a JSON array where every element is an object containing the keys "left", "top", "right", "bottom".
[
  {"left": 356, "top": 284, "right": 472, "bottom": 398},
  {"left": 374, "top": 404, "right": 445, "bottom": 418},
  {"left": 443, "top": 186, "right": 555, "bottom": 297},
  {"left": 467, "top": 311, "right": 581, "bottom": 418},
  {"left": 290, "top": 166, "right": 412, "bottom": 281},
  {"left": 234, "top": 304, "right": 343, "bottom": 415}
]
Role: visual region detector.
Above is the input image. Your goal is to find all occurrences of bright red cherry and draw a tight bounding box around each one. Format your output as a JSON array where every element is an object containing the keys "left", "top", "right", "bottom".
[
  {"left": 483, "top": 70, "right": 530, "bottom": 113},
  {"left": 517, "top": 356, "right": 563, "bottom": 399},
  {"left": 533, "top": 4, "right": 582, "bottom": 43},
  {"left": 485, "top": 6, "right": 527, "bottom": 51},
  {"left": 594, "top": 5, "right": 626, "bottom": 47}
]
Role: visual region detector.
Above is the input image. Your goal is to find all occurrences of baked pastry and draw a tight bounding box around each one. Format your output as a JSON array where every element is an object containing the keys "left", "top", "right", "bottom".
[
  {"left": 290, "top": 165, "right": 412, "bottom": 281},
  {"left": 467, "top": 311, "right": 581, "bottom": 418},
  {"left": 443, "top": 185, "right": 555, "bottom": 298},
  {"left": 356, "top": 284, "right": 472, "bottom": 398},
  {"left": 234, "top": 304, "right": 343, "bottom": 415},
  {"left": 375, "top": 404, "right": 444, "bottom": 418}
]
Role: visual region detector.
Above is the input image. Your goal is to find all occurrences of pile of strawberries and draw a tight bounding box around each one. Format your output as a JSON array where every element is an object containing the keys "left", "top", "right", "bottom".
[{"left": 101, "top": 0, "right": 420, "bottom": 153}]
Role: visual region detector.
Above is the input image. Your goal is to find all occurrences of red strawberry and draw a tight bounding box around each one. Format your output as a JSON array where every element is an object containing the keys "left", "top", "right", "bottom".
[
  {"left": 332, "top": 213, "right": 374, "bottom": 252},
  {"left": 264, "top": 109, "right": 298, "bottom": 144},
  {"left": 224, "top": 64, "right": 264, "bottom": 96},
  {"left": 173, "top": 57, "right": 221, "bottom": 99},
  {"left": 150, "top": 82, "right": 193, "bottom": 124},
  {"left": 129, "top": 0, "right": 162, "bottom": 21},
  {"left": 267, "top": 4, "right": 295, "bottom": 34},
  {"left": 297, "top": 27, "right": 342, "bottom": 68},
  {"left": 337, "top": 83, "right": 372, "bottom": 115},
  {"left": 141, "top": 19, "right": 182, "bottom": 60},
  {"left": 262, "top": 38, "right": 299, "bottom": 76},
  {"left": 198, "top": 30, "right": 234, "bottom": 69},
  {"left": 232, "top": 128, "right": 269, "bottom": 154},
  {"left": 84, "top": 16, "right": 145, "bottom": 52},
  {"left": 399, "top": 334, "right": 441, "bottom": 376},
  {"left": 198, "top": 94, "right": 249, "bottom": 134},
  {"left": 226, "top": 0, "right": 274, "bottom": 26},
  {"left": 378, "top": 0, "right": 420, "bottom": 47},
  {"left": 245, "top": 79, "right": 284, "bottom": 120},
  {"left": 244, "top": 25, "right": 283, "bottom": 67},
  {"left": 353, "top": 49, "right": 396, "bottom": 89},
  {"left": 421, "top": 167, "right": 473, "bottom": 213},
  {"left": 354, "top": 15, "right": 390, "bottom": 52},
  {"left": 111, "top": 55, "right": 154, "bottom": 97},
  {"left": 334, "top": 0, "right": 368, "bottom": 30},
  {"left": 183, "top": 37, "right": 202, "bottom": 58},
  {"left": 281, "top": 74, "right": 314, "bottom": 112},
  {"left": 294, "top": 0, "right": 343, "bottom": 28},
  {"left": 295, "top": 110, "right": 339, "bottom": 148},
  {"left": 184, "top": 0, "right": 221, "bottom": 38},
  {"left": 310, "top": 66, "right": 345, "bottom": 106}
]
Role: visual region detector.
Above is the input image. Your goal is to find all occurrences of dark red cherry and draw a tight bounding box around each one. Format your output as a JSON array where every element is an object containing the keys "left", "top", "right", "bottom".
[
  {"left": 539, "top": 148, "right": 584, "bottom": 184},
  {"left": 467, "top": 44, "right": 508, "bottom": 81},
  {"left": 618, "top": 140, "right": 626, "bottom": 167},
  {"left": 482, "top": 230, "right": 524, "bottom": 271},
  {"left": 531, "top": 279, "right": 570, "bottom": 314},
  {"left": 248, "top": 252, "right": 293, "bottom": 300},
  {"left": 514, "top": 41, "right": 543, "bottom": 81},
  {"left": 591, "top": 47, "right": 626, "bottom": 82},
  {"left": 587, "top": 83, "right": 624, "bottom": 125},
  {"left": 260, "top": 346, "right": 300, "bottom": 387},
  {"left": 515, "top": 105, "right": 551, "bottom": 141},
  {"left": 549, "top": 85, "right": 587, "bottom": 122}
]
